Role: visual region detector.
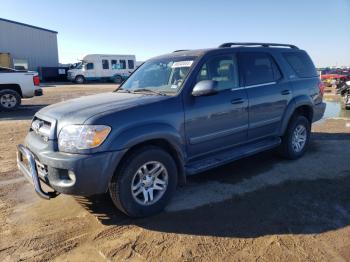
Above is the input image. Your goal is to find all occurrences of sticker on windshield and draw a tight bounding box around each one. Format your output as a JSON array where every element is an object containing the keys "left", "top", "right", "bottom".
[{"left": 171, "top": 61, "right": 193, "bottom": 68}]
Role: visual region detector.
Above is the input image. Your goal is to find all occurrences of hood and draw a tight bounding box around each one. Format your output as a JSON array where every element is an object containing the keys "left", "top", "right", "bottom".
[{"left": 37, "top": 92, "right": 168, "bottom": 125}]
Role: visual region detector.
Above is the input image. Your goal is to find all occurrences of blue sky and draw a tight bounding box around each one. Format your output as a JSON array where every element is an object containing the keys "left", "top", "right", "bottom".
[{"left": 1, "top": 0, "right": 349, "bottom": 67}]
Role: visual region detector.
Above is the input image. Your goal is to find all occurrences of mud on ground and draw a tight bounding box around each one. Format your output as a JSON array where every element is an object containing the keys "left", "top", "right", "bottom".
[{"left": 1, "top": 84, "right": 350, "bottom": 261}]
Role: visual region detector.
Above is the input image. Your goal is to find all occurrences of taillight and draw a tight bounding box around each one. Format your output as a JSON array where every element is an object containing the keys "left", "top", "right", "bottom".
[
  {"left": 33, "top": 75, "right": 40, "bottom": 86},
  {"left": 318, "top": 81, "right": 325, "bottom": 95}
]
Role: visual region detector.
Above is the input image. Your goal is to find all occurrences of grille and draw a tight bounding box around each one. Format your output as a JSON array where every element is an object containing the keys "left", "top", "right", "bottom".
[{"left": 31, "top": 116, "right": 52, "bottom": 141}]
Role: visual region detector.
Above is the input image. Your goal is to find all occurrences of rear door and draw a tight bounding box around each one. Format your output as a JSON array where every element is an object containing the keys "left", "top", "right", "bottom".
[{"left": 238, "top": 52, "right": 292, "bottom": 140}]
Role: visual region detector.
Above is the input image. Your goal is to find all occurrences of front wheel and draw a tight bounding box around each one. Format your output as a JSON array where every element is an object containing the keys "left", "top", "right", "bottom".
[
  {"left": 109, "top": 146, "right": 178, "bottom": 217},
  {"left": 277, "top": 115, "right": 311, "bottom": 159},
  {"left": 74, "top": 75, "right": 85, "bottom": 84}
]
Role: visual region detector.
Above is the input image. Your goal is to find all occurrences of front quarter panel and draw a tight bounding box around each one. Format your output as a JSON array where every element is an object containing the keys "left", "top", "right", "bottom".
[{"left": 84, "top": 95, "right": 186, "bottom": 157}]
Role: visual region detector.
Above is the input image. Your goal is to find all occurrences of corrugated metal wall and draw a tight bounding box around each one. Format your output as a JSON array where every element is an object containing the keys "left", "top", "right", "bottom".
[{"left": 0, "top": 19, "right": 58, "bottom": 71}]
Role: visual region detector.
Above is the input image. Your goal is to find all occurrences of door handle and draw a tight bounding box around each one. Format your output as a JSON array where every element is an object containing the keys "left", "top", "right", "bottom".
[
  {"left": 231, "top": 98, "right": 245, "bottom": 104},
  {"left": 281, "top": 90, "right": 291, "bottom": 95}
]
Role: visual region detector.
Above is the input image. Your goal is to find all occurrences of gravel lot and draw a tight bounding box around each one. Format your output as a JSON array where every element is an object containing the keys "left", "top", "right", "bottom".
[{"left": 0, "top": 84, "right": 350, "bottom": 261}]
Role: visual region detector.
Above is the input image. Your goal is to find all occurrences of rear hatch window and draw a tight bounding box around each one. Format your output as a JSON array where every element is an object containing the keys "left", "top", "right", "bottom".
[{"left": 283, "top": 52, "right": 317, "bottom": 78}]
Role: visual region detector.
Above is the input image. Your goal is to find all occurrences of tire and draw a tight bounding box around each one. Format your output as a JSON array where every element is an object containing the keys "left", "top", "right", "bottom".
[
  {"left": 109, "top": 146, "right": 178, "bottom": 217},
  {"left": 74, "top": 75, "right": 85, "bottom": 84},
  {"left": 0, "top": 89, "right": 21, "bottom": 111},
  {"left": 113, "top": 75, "right": 123, "bottom": 84},
  {"left": 277, "top": 115, "right": 311, "bottom": 159}
]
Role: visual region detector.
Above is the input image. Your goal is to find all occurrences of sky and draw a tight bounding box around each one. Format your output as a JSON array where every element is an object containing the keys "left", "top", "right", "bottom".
[{"left": 1, "top": 0, "right": 349, "bottom": 67}]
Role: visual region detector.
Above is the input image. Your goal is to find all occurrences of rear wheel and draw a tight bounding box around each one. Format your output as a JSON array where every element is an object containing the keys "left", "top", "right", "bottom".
[
  {"left": 277, "top": 115, "right": 311, "bottom": 159},
  {"left": 109, "top": 146, "right": 178, "bottom": 217},
  {"left": 0, "top": 89, "right": 21, "bottom": 111},
  {"left": 113, "top": 75, "right": 123, "bottom": 84}
]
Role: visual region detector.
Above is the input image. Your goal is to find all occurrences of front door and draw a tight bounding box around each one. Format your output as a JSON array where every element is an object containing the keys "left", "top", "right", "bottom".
[{"left": 184, "top": 54, "right": 249, "bottom": 159}]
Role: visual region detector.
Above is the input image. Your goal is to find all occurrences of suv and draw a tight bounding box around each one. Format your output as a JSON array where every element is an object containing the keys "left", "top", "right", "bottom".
[{"left": 17, "top": 43, "right": 326, "bottom": 217}]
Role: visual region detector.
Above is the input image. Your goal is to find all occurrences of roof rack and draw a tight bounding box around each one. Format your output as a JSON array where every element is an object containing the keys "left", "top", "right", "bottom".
[
  {"left": 173, "top": 50, "right": 189, "bottom": 53},
  {"left": 219, "top": 42, "right": 298, "bottom": 49}
]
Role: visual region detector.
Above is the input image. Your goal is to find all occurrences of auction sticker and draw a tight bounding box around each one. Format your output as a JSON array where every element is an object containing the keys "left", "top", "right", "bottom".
[{"left": 172, "top": 61, "right": 193, "bottom": 68}]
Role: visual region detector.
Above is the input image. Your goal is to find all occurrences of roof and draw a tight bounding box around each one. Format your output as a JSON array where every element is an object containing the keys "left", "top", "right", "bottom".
[
  {"left": 150, "top": 43, "right": 302, "bottom": 61},
  {"left": 0, "top": 17, "right": 58, "bottom": 34}
]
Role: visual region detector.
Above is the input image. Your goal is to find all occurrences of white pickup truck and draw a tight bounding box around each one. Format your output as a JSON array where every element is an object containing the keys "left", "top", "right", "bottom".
[{"left": 0, "top": 67, "right": 43, "bottom": 111}]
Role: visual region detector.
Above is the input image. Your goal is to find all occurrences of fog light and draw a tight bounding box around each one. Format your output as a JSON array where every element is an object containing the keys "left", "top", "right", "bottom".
[{"left": 68, "top": 170, "right": 76, "bottom": 183}]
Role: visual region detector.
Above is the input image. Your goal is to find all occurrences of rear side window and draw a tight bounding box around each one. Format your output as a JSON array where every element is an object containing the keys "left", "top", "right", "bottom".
[
  {"left": 239, "top": 52, "right": 282, "bottom": 86},
  {"left": 119, "top": 60, "right": 126, "bottom": 69},
  {"left": 283, "top": 52, "right": 317, "bottom": 78},
  {"left": 102, "top": 60, "right": 109, "bottom": 70},
  {"left": 128, "top": 60, "right": 134, "bottom": 69},
  {"left": 111, "top": 60, "right": 118, "bottom": 69}
]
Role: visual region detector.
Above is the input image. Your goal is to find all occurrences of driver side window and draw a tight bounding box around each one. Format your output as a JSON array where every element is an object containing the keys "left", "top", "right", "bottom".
[{"left": 196, "top": 55, "right": 239, "bottom": 90}]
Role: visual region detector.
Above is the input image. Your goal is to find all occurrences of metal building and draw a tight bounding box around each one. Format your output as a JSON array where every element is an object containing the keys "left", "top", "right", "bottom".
[{"left": 0, "top": 18, "right": 58, "bottom": 71}]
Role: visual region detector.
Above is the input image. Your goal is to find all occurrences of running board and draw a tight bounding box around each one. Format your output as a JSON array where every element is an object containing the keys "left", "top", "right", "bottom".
[{"left": 185, "top": 137, "right": 281, "bottom": 175}]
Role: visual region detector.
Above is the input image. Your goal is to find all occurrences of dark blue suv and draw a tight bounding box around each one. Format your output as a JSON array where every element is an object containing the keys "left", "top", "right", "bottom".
[{"left": 17, "top": 43, "right": 326, "bottom": 217}]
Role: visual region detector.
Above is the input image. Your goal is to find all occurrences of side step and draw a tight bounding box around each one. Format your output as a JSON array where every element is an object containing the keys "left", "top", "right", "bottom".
[{"left": 185, "top": 137, "right": 281, "bottom": 175}]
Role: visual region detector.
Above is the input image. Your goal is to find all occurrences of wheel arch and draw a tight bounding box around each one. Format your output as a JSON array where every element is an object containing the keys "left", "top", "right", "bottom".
[
  {"left": 110, "top": 137, "right": 186, "bottom": 189},
  {"left": 279, "top": 96, "right": 314, "bottom": 136},
  {"left": 0, "top": 84, "right": 23, "bottom": 97}
]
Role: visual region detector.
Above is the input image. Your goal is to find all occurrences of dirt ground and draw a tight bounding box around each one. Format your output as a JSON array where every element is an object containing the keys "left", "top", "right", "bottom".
[{"left": 1, "top": 84, "right": 350, "bottom": 262}]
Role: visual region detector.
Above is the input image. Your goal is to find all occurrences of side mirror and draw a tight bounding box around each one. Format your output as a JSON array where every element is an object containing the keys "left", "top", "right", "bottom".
[{"left": 192, "top": 80, "right": 219, "bottom": 97}]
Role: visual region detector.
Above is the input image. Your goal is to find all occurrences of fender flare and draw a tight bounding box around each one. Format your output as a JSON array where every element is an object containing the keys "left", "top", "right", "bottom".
[
  {"left": 109, "top": 122, "right": 187, "bottom": 185},
  {"left": 278, "top": 95, "right": 314, "bottom": 136}
]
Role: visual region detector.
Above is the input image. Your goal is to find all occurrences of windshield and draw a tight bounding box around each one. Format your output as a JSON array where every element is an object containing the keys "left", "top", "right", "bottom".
[
  {"left": 70, "top": 62, "right": 83, "bottom": 69},
  {"left": 121, "top": 56, "right": 197, "bottom": 95}
]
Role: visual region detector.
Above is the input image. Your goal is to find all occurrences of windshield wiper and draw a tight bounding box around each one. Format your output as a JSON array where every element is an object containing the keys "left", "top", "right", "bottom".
[
  {"left": 114, "top": 87, "right": 131, "bottom": 93},
  {"left": 132, "top": 88, "right": 168, "bottom": 96}
]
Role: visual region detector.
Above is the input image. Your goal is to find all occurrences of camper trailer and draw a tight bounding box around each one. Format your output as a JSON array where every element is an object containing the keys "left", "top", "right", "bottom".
[{"left": 67, "top": 54, "right": 136, "bottom": 84}]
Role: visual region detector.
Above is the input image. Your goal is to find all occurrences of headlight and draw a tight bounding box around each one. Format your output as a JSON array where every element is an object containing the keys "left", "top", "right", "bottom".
[{"left": 58, "top": 125, "right": 111, "bottom": 152}]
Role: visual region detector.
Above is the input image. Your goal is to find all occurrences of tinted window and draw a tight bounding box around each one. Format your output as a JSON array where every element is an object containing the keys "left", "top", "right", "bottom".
[
  {"left": 196, "top": 55, "right": 239, "bottom": 90},
  {"left": 86, "top": 63, "right": 94, "bottom": 70},
  {"left": 283, "top": 52, "right": 317, "bottom": 78},
  {"left": 120, "top": 60, "right": 126, "bottom": 69},
  {"left": 240, "top": 52, "right": 281, "bottom": 86},
  {"left": 128, "top": 60, "right": 134, "bottom": 69},
  {"left": 111, "top": 60, "right": 117, "bottom": 69},
  {"left": 102, "top": 60, "right": 109, "bottom": 70}
]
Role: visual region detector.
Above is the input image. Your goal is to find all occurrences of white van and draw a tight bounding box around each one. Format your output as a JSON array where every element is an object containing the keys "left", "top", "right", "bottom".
[{"left": 67, "top": 54, "right": 136, "bottom": 84}]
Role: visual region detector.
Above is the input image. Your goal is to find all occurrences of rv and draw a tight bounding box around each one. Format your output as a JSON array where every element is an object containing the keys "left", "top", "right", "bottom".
[{"left": 67, "top": 54, "right": 136, "bottom": 84}]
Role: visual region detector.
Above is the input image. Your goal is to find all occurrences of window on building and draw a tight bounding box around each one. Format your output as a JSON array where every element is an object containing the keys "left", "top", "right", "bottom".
[
  {"left": 128, "top": 60, "right": 134, "bottom": 69},
  {"left": 102, "top": 60, "right": 109, "bottom": 70}
]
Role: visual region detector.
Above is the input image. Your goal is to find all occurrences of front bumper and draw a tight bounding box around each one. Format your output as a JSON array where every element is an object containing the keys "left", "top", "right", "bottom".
[
  {"left": 17, "top": 144, "right": 59, "bottom": 199},
  {"left": 313, "top": 102, "right": 326, "bottom": 122},
  {"left": 17, "top": 140, "right": 126, "bottom": 199}
]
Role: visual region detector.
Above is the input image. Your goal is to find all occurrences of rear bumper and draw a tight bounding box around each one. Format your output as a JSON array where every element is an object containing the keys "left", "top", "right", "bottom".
[
  {"left": 17, "top": 140, "right": 126, "bottom": 198},
  {"left": 34, "top": 88, "right": 43, "bottom": 96},
  {"left": 313, "top": 102, "right": 326, "bottom": 122}
]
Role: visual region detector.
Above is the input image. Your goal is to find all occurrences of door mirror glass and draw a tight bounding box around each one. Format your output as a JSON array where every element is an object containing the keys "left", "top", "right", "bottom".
[{"left": 192, "top": 80, "right": 218, "bottom": 96}]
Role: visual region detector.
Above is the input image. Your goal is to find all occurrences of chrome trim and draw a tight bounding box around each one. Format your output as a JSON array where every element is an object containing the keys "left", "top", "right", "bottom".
[
  {"left": 17, "top": 144, "right": 58, "bottom": 199},
  {"left": 190, "top": 125, "right": 248, "bottom": 145},
  {"left": 231, "top": 82, "right": 276, "bottom": 91}
]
